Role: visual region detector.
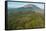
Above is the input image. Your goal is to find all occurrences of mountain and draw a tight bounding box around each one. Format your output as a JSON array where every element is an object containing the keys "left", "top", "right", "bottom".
[{"left": 8, "top": 4, "right": 44, "bottom": 14}]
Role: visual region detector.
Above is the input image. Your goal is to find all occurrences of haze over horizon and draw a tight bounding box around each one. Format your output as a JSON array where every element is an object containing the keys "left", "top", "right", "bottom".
[{"left": 8, "top": 2, "right": 44, "bottom": 9}]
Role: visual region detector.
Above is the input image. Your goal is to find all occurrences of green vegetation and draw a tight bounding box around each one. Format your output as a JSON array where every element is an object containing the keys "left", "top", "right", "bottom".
[{"left": 6, "top": 11, "right": 45, "bottom": 30}]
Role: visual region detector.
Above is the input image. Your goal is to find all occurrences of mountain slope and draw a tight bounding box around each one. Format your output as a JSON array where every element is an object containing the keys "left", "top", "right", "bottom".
[{"left": 8, "top": 4, "right": 44, "bottom": 15}]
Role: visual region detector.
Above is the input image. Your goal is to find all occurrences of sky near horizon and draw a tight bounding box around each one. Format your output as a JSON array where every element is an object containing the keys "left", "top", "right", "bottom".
[{"left": 8, "top": 2, "right": 44, "bottom": 9}]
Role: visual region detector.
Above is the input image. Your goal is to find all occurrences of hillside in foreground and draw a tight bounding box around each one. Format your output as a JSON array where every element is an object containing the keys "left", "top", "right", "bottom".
[{"left": 6, "top": 11, "right": 45, "bottom": 30}]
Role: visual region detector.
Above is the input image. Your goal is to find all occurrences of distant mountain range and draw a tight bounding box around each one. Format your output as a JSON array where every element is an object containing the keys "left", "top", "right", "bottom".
[{"left": 8, "top": 4, "right": 44, "bottom": 14}]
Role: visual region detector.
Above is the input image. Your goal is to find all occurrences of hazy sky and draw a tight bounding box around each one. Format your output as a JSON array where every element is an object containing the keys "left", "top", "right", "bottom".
[{"left": 8, "top": 2, "right": 44, "bottom": 9}]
